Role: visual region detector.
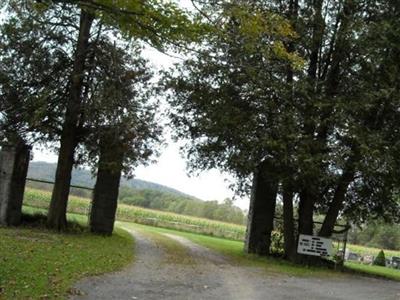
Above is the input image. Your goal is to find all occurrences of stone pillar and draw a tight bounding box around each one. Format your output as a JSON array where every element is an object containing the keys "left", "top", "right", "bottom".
[
  {"left": 89, "top": 136, "right": 124, "bottom": 235},
  {"left": 0, "top": 143, "right": 31, "bottom": 226}
]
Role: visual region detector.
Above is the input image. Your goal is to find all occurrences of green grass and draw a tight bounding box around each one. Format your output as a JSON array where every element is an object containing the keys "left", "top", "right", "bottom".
[
  {"left": 0, "top": 210, "right": 134, "bottom": 300},
  {"left": 345, "top": 262, "right": 400, "bottom": 281},
  {"left": 24, "top": 187, "right": 245, "bottom": 240},
  {"left": 347, "top": 244, "right": 400, "bottom": 258}
]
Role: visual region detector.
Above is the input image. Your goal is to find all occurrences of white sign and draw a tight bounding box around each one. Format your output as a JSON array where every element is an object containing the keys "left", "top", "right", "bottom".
[{"left": 297, "top": 234, "right": 332, "bottom": 257}]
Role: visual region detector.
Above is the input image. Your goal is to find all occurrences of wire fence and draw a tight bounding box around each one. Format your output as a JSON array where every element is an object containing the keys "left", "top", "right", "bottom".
[
  {"left": 25, "top": 178, "right": 94, "bottom": 225},
  {"left": 23, "top": 179, "right": 246, "bottom": 240}
]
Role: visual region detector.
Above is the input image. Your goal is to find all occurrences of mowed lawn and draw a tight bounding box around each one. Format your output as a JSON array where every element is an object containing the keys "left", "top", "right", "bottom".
[{"left": 0, "top": 211, "right": 134, "bottom": 300}]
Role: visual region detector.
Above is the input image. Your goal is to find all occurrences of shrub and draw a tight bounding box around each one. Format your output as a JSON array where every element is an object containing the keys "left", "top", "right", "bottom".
[{"left": 373, "top": 250, "right": 386, "bottom": 266}]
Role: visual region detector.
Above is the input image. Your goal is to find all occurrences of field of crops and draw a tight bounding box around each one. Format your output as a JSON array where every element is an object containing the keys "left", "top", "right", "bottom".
[{"left": 23, "top": 188, "right": 246, "bottom": 241}]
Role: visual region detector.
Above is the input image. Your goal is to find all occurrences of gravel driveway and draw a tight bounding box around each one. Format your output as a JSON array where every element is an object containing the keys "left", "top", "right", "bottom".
[{"left": 71, "top": 227, "right": 400, "bottom": 300}]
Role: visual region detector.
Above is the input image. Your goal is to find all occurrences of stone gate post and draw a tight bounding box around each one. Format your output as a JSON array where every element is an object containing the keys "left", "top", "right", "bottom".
[{"left": 0, "top": 143, "right": 31, "bottom": 226}]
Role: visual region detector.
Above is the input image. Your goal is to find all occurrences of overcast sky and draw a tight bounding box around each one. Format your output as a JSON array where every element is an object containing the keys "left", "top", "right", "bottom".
[{"left": 32, "top": 2, "right": 250, "bottom": 210}]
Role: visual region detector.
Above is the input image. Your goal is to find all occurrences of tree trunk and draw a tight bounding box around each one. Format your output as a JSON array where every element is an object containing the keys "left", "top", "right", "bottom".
[
  {"left": 319, "top": 152, "right": 358, "bottom": 237},
  {"left": 307, "top": 0, "right": 324, "bottom": 81},
  {"left": 298, "top": 188, "right": 315, "bottom": 236},
  {"left": 297, "top": 189, "right": 326, "bottom": 266},
  {"left": 90, "top": 137, "right": 124, "bottom": 235},
  {"left": 244, "top": 160, "right": 278, "bottom": 256},
  {"left": 47, "top": 10, "right": 94, "bottom": 230},
  {"left": 296, "top": 0, "right": 325, "bottom": 237},
  {"left": 282, "top": 182, "right": 296, "bottom": 261}
]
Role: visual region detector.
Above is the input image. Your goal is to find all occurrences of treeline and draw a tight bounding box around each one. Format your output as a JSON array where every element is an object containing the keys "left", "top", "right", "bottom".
[
  {"left": 119, "top": 187, "right": 246, "bottom": 225},
  {"left": 348, "top": 221, "right": 400, "bottom": 251}
]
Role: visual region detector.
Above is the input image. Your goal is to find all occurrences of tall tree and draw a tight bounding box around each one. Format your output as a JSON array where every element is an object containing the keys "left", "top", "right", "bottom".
[
  {"left": 6, "top": 0, "right": 203, "bottom": 230},
  {"left": 166, "top": 0, "right": 400, "bottom": 264},
  {"left": 48, "top": 7, "right": 95, "bottom": 229},
  {"left": 76, "top": 39, "right": 161, "bottom": 234},
  {"left": 2, "top": 0, "right": 203, "bottom": 229},
  {"left": 166, "top": 0, "right": 301, "bottom": 255}
]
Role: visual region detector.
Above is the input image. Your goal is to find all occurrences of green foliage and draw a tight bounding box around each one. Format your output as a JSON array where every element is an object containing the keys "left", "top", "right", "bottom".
[
  {"left": 3, "top": 0, "right": 207, "bottom": 50},
  {"left": 86, "top": 0, "right": 207, "bottom": 50},
  {"left": 0, "top": 3, "right": 73, "bottom": 144},
  {"left": 76, "top": 37, "right": 162, "bottom": 176},
  {"left": 270, "top": 230, "right": 284, "bottom": 255},
  {"left": 0, "top": 217, "right": 133, "bottom": 299},
  {"left": 373, "top": 250, "right": 386, "bottom": 267},
  {"left": 348, "top": 220, "right": 400, "bottom": 251},
  {"left": 165, "top": 0, "right": 400, "bottom": 231},
  {"left": 165, "top": 1, "right": 301, "bottom": 192}
]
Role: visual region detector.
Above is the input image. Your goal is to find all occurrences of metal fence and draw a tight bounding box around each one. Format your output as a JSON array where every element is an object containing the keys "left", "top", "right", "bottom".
[{"left": 24, "top": 178, "right": 94, "bottom": 225}]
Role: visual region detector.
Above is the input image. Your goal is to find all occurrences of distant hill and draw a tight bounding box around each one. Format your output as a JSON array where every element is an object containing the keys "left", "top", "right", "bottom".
[
  {"left": 27, "top": 161, "right": 197, "bottom": 199},
  {"left": 26, "top": 161, "right": 246, "bottom": 224}
]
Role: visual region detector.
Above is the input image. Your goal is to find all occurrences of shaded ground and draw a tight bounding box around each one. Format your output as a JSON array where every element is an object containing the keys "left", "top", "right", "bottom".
[{"left": 72, "top": 227, "right": 400, "bottom": 300}]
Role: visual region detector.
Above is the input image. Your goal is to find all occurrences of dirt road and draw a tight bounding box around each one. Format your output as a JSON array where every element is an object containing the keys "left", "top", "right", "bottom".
[{"left": 71, "top": 227, "right": 400, "bottom": 300}]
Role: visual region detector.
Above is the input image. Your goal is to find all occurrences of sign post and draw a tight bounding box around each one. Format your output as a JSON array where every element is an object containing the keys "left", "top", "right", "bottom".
[{"left": 297, "top": 234, "right": 333, "bottom": 257}]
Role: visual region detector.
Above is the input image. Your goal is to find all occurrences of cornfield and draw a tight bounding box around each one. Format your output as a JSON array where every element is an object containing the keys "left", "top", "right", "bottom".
[{"left": 23, "top": 188, "right": 246, "bottom": 241}]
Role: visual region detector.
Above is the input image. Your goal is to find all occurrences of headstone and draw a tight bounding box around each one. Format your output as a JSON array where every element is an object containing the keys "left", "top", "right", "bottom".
[
  {"left": 345, "top": 250, "right": 360, "bottom": 261},
  {"left": 0, "top": 143, "right": 31, "bottom": 226},
  {"left": 391, "top": 256, "right": 400, "bottom": 269},
  {"left": 361, "top": 255, "right": 374, "bottom": 265}
]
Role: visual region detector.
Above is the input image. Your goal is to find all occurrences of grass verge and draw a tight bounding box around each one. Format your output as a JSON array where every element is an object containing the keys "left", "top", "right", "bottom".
[
  {"left": 344, "top": 262, "right": 400, "bottom": 281},
  {"left": 0, "top": 210, "right": 134, "bottom": 300}
]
